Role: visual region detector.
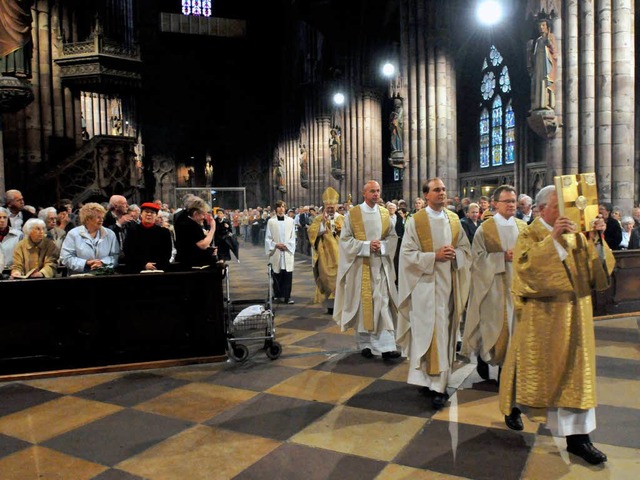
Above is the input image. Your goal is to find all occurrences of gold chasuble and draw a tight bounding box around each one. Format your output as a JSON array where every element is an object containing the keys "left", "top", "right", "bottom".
[
  {"left": 412, "top": 208, "right": 463, "bottom": 374},
  {"left": 308, "top": 213, "right": 344, "bottom": 302},
  {"left": 499, "top": 219, "right": 615, "bottom": 419},
  {"left": 480, "top": 217, "right": 527, "bottom": 364},
  {"left": 349, "top": 205, "right": 390, "bottom": 331}
]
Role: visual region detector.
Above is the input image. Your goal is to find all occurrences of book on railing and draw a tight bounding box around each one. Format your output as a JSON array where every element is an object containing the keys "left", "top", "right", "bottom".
[
  {"left": 553, "top": 173, "right": 599, "bottom": 232},
  {"left": 12, "top": 267, "right": 38, "bottom": 279},
  {"left": 191, "top": 265, "right": 211, "bottom": 270},
  {"left": 140, "top": 270, "right": 164, "bottom": 273}
]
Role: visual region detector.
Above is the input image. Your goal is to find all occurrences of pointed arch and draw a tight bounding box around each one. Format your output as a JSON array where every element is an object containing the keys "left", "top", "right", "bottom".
[{"left": 478, "top": 45, "right": 515, "bottom": 168}]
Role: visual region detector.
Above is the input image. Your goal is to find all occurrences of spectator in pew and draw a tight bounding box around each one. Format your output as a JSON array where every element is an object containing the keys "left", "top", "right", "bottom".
[
  {"left": 0, "top": 207, "right": 23, "bottom": 270},
  {"left": 60, "top": 203, "right": 120, "bottom": 275},
  {"left": 620, "top": 216, "right": 634, "bottom": 250},
  {"left": 174, "top": 196, "right": 218, "bottom": 268},
  {"left": 10, "top": 218, "right": 59, "bottom": 279},
  {"left": 4, "top": 189, "right": 35, "bottom": 231},
  {"left": 38, "top": 206, "right": 66, "bottom": 252},
  {"left": 122, "top": 202, "right": 173, "bottom": 273}
]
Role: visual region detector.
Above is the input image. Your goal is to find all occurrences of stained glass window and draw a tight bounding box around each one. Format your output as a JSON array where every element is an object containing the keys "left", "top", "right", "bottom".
[
  {"left": 505, "top": 101, "right": 515, "bottom": 164},
  {"left": 499, "top": 66, "right": 511, "bottom": 93},
  {"left": 489, "top": 45, "right": 503, "bottom": 67},
  {"left": 479, "top": 45, "right": 515, "bottom": 168},
  {"left": 479, "top": 109, "right": 490, "bottom": 168},
  {"left": 182, "top": 1, "right": 212, "bottom": 17},
  {"left": 481, "top": 71, "right": 495, "bottom": 101}
]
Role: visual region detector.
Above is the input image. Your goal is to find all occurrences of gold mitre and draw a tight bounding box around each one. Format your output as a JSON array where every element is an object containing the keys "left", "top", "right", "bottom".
[
  {"left": 553, "top": 172, "right": 599, "bottom": 232},
  {"left": 322, "top": 187, "right": 340, "bottom": 205}
]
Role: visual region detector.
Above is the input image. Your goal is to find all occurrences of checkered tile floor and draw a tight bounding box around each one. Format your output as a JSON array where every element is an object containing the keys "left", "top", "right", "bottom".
[{"left": 0, "top": 241, "right": 638, "bottom": 479}]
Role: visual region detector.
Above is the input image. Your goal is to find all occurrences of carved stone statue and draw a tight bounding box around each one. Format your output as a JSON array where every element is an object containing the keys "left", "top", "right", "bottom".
[
  {"left": 389, "top": 97, "right": 405, "bottom": 167},
  {"left": 273, "top": 157, "right": 286, "bottom": 193},
  {"left": 527, "top": 17, "right": 557, "bottom": 111},
  {"left": 329, "top": 126, "right": 344, "bottom": 180},
  {"left": 299, "top": 144, "right": 309, "bottom": 189}
]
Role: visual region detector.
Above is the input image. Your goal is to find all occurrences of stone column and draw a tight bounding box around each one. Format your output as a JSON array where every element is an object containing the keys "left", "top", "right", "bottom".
[
  {"left": 564, "top": 0, "right": 579, "bottom": 174},
  {"left": 435, "top": 42, "right": 449, "bottom": 179},
  {"left": 363, "top": 89, "right": 382, "bottom": 183},
  {"left": 316, "top": 115, "right": 331, "bottom": 201},
  {"left": 611, "top": 0, "right": 635, "bottom": 211},
  {"left": 596, "top": 0, "right": 612, "bottom": 199},
  {"left": 545, "top": 14, "right": 564, "bottom": 182},
  {"left": 579, "top": 0, "right": 596, "bottom": 172}
]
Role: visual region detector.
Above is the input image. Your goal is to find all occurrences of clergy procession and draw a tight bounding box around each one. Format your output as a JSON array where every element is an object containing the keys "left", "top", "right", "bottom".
[{"left": 296, "top": 177, "right": 615, "bottom": 467}]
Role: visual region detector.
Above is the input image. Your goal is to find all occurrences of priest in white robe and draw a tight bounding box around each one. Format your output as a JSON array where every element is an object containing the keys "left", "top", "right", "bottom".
[
  {"left": 396, "top": 177, "right": 471, "bottom": 409},
  {"left": 333, "top": 180, "right": 400, "bottom": 359},
  {"left": 461, "top": 185, "right": 526, "bottom": 402}
]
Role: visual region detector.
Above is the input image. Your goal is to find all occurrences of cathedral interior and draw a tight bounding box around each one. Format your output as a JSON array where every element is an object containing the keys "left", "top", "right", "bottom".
[
  {"left": 1, "top": 0, "right": 638, "bottom": 211},
  {"left": 1, "top": 2, "right": 640, "bottom": 479}
]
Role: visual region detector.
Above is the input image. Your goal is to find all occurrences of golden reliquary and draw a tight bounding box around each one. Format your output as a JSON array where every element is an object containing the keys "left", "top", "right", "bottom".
[{"left": 553, "top": 173, "right": 599, "bottom": 232}]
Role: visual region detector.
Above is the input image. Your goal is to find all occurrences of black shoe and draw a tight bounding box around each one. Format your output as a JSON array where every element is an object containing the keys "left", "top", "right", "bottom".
[
  {"left": 326, "top": 308, "right": 334, "bottom": 315},
  {"left": 285, "top": 298, "right": 294, "bottom": 304},
  {"left": 381, "top": 351, "right": 401, "bottom": 360},
  {"left": 476, "top": 357, "right": 489, "bottom": 380},
  {"left": 361, "top": 348, "right": 374, "bottom": 359},
  {"left": 567, "top": 442, "right": 608, "bottom": 465},
  {"left": 431, "top": 392, "right": 448, "bottom": 410},
  {"left": 504, "top": 407, "right": 523, "bottom": 431}
]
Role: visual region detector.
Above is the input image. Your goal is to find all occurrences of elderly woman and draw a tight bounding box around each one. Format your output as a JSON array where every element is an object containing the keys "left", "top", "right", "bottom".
[
  {"left": 620, "top": 216, "right": 635, "bottom": 249},
  {"left": 173, "top": 196, "right": 217, "bottom": 268},
  {"left": 0, "top": 206, "right": 23, "bottom": 270},
  {"left": 60, "top": 202, "right": 120, "bottom": 275},
  {"left": 10, "top": 218, "right": 59, "bottom": 279}
]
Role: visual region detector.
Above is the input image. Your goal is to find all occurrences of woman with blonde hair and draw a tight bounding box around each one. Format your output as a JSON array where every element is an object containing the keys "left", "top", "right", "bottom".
[{"left": 60, "top": 202, "right": 120, "bottom": 275}]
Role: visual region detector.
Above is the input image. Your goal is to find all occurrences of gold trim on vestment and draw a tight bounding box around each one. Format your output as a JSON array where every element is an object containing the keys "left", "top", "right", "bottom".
[
  {"left": 481, "top": 217, "right": 527, "bottom": 364},
  {"left": 349, "top": 205, "right": 390, "bottom": 331},
  {"left": 413, "top": 208, "right": 462, "bottom": 374}
]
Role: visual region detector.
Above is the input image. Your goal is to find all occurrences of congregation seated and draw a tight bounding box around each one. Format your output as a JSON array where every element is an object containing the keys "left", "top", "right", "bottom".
[
  {"left": 122, "top": 202, "right": 173, "bottom": 273},
  {"left": 10, "top": 218, "right": 59, "bottom": 279},
  {"left": 0, "top": 206, "right": 23, "bottom": 272},
  {"left": 60, "top": 202, "right": 120, "bottom": 275},
  {"left": 38, "top": 206, "right": 66, "bottom": 252}
]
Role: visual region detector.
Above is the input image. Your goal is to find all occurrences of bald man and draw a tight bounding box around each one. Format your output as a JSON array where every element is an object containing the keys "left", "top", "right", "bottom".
[{"left": 333, "top": 180, "right": 400, "bottom": 360}]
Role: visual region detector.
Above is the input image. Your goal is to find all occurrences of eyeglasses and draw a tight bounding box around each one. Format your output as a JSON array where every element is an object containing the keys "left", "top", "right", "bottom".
[{"left": 497, "top": 200, "right": 517, "bottom": 204}]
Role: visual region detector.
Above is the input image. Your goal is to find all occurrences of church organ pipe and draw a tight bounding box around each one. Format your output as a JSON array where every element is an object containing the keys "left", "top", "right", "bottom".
[{"left": 596, "top": 0, "right": 612, "bottom": 200}]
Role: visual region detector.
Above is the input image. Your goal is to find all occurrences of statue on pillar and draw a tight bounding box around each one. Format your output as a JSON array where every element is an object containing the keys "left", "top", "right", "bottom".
[
  {"left": 273, "top": 157, "right": 287, "bottom": 193},
  {"left": 299, "top": 143, "right": 309, "bottom": 189},
  {"left": 528, "top": 15, "right": 557, "bottom": 111},
  {"left": 526, "top": 12, "right": 559, "bottom": 138},
  {"left": 329, "top": 125, "right": 344, "bottom": 180},
  {"left": 388, "top": 96, "right": 405, "bottom": 167}
]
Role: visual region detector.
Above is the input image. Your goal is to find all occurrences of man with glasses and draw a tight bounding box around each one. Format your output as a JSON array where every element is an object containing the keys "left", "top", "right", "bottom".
[
  {"left": 461, "top": 185, "right": 527, "bottom": 427},
  {"left": 396, "top": 177, "right": 471, "bottom": 410}
]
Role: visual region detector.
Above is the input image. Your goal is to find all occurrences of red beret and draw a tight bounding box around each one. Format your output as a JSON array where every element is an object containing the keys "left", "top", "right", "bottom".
[{"left": 140, "top": 202, "right": 160, "bottom": 212}]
